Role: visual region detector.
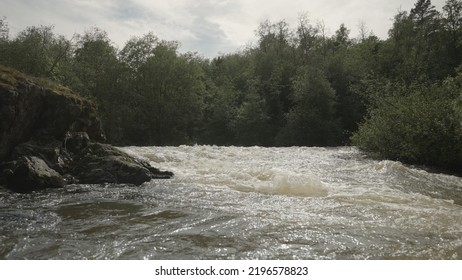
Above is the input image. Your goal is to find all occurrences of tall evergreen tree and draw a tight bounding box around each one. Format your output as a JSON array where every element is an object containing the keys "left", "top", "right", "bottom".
[{"left": 443, "top": 0, "right": 462, "bottom": 70}]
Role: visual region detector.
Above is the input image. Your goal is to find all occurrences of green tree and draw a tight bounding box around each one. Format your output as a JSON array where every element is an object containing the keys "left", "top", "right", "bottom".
[
  {"left": 3, "top": 25, "right": 73, "bottom": 80},
  {"left": 130, "top": 39, "right": 205, "bottom": 145},
  {"left": 72, "top": 28, "right": 119, "bottom": 97},
  {"left": 234, "top": 83, "right": 272, "bottom": 146},
  {"left": 325, "top": 24, "right": 368, "bottom": 142},
  {"left": 383, "top": 0, "right": 450, "bottom": 81},
  {"left": 199, "top": 53, "right": 250, "bottom": 145},
  {"left": 70, "top": 28, "right": 129, "bottom": 143},
  {"left": 119, "top": 32, "right": 159, "bottom": 72},
  {"left": 334, "top": 23, "right": 351, "bottom": 49},
  {"left": 296, "top": 14, "right": 322, "bottom": 66},
  {"left": 199, "top": 82, "right": 238, "bottom": 145},
  {"left": 253, "top": 20, "right": 299, "bottom": 144},
  {"left": 0, "top": 17, "right": 9, "bottom": 66},
  {"left": 277, "top": 67, "right": 341, "bottom": 146},
  {"left": 443, "top": 0, "right": 462, "bottom": 70},
  {"left": 352, "top": 78, "right": 462, "bottom": 170}
]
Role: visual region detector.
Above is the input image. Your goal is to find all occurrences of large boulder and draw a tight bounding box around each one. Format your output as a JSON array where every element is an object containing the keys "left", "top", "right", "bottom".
[
  {"left": 0, "top": 66, "right": 173, "bottom": 191},
  {"left": 1, "top": 156, "right": 64, "bottom": 192},
  {"left": 72, "top": 143, "right": 173, "bottom": 185}
]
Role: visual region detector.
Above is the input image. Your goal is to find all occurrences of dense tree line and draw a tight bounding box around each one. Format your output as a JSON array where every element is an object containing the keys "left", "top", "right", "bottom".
[
  {"left": 1, "top": 0, "right": 462, "bottom": 172},
  {"left": 352, "top": 0, "right": 462, "bottom": 172}
]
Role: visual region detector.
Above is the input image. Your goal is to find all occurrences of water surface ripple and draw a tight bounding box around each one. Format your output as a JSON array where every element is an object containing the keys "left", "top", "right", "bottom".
[{"left": 1, "top": 146, "right": 461, "bottom": 259}]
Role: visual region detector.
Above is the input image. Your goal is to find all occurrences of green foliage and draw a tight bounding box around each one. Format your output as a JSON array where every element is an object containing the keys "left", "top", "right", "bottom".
[
  {"left": 350, "top": 0, "right": 462, "bottom": 174},
  {"left": 135, "top": 43, "right": 205, "bottom": 145},
  {"left": 234, "top": 85, "right": 272, "bottom": 146},
  {"left": 112, "top": 34, "right": 205, "bottom": 145},
  {"left": 0, "top": 15, "right": 364, "bottom": 148},
  {"left": 443, "top": 0, "right": 462, "bottom": 70},
  {"left": 2, "top": 0, "right": 462, "bottom": 174},
  {"left": 119, "top": 32, "right": 159, "bottom": 72},
  {"left": 2, "top": 25, "right": 73, "bottom": 81},
  {"left": 277, "top": 68, "right": 341, "bottom": 146},
  {"left": 199, "top": 83, "right": 238, "bottom": 145},
  {"left": 72, "top": 28, "right": 119, "bottom": 96},
  {"left": 352, "top": 77, "right": 462, "bottom": 170}
]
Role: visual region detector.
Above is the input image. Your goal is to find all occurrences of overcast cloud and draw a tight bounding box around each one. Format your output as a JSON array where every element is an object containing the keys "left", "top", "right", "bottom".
[{"left": 1, "top": 0, "right": 447, "bottom": 57}]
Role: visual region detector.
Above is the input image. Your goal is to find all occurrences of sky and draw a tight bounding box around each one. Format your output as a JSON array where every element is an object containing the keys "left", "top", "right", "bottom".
[{"left": 1, "top": 0, "right": 448, "bottom": 58}]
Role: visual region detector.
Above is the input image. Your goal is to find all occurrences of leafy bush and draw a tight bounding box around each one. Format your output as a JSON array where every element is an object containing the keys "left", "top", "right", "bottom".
[{"left": 352, "top": 75, "right": 462, "bottom": 171}]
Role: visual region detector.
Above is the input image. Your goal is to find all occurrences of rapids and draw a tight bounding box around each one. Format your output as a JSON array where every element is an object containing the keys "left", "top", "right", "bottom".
[{"left": 1, "top": 146, "right": 462, "bottom": 259}]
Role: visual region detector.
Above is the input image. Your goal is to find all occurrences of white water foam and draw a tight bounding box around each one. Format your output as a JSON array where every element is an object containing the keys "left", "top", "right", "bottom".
[
  {"left": 122, "top": 146, "right": 329, "bottom": 197},
  {"left": 257, "top": 170, "right": 327, "bottom": 197},
  {"left": 5, "top": 145, "right": 460, "bottom": 260}
]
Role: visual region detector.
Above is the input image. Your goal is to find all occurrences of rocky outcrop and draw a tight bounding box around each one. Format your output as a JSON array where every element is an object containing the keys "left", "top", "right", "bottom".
[
  {"left": 2, "top": 156, "right": 65, "bottom": 192},
  {"left": 0, "top": 68, "right": 104, "bottom": 161},
  {"left": 72, "top": 143, "right": 173, "bottom": 185},
  {"left": 0, "top": 66, "right": 172, "bottom": 192}
]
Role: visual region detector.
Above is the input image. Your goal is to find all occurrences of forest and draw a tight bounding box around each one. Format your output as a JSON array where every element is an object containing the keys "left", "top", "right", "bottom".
[{"left": 1, "top": 0, "right": 462, "bottom": 173}]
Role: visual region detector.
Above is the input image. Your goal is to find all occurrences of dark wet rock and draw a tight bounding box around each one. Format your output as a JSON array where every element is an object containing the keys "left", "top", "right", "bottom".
[
  {"left": 0, "top": 66, "right": 173, "bottom": 191},
  {"left": 0, "top": 68, "right": 105, "bottom": 161},
  {"left": 1, "top": 156, "right": 64, "bottom": 192},
  {"left": 12, "top": 141, "right": 72, "bottom": 173},
  {"left": 65, "top": 132, "right": 91, "bottom": 154},
  {"left": 73, "top": 143, "right": 173, "bottom": 185}
]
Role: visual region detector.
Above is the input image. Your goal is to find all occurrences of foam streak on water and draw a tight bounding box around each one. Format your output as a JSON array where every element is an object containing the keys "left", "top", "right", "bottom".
[{"left": 1, "top": 146, "right": 462, "bottom": 259}]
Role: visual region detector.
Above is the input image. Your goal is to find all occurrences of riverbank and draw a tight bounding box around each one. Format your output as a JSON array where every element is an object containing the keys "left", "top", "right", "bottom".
[{"left": 0, "top": 66, "right": 172, "bottom": 192}]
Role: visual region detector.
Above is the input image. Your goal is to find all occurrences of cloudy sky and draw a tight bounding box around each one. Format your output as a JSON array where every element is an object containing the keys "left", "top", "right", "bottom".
[{"left": 1, "top": 0, "right": 447, "bottom": 57}]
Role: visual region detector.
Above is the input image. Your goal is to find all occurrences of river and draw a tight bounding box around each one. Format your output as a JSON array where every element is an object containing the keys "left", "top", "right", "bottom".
[{"left": 1, "top": 146, "right": 462, "bottom": 259}]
